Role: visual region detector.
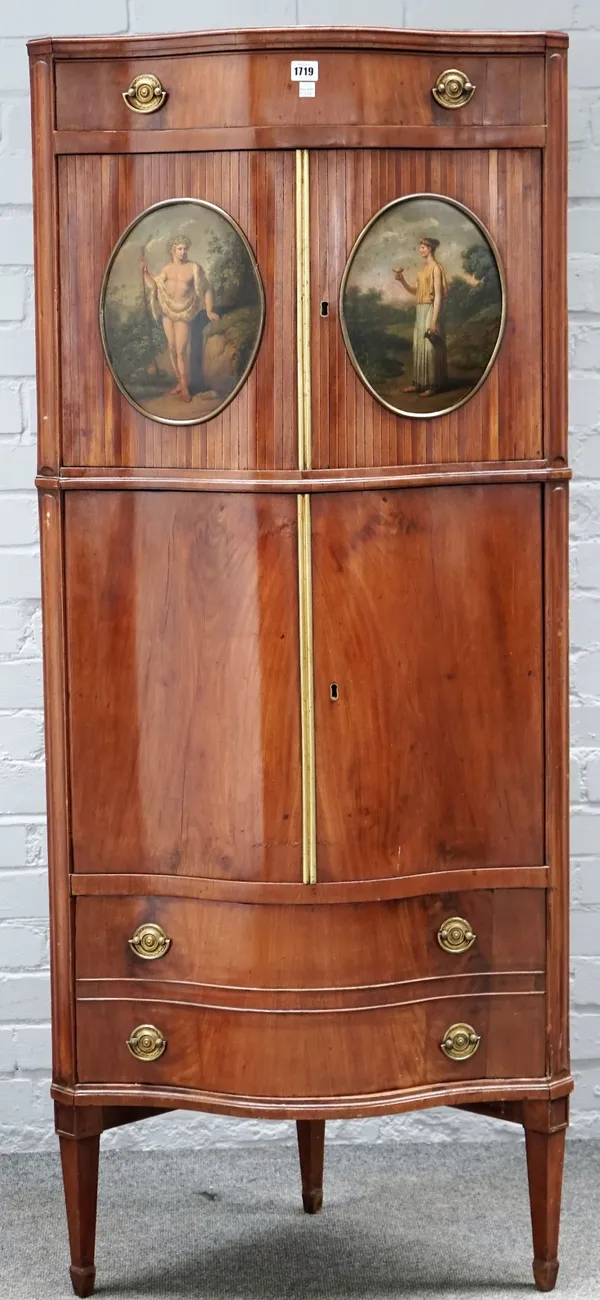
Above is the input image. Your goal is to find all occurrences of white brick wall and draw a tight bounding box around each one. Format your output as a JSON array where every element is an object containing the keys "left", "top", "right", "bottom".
[{"left": 0, "top": 0, "right": 598, "bottom": 1151}]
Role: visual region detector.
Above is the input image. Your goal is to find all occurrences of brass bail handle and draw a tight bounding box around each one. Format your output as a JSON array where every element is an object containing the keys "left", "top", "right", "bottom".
[
  {"left": 437, "top": 916, "right": 476, "bottom": 954},
  {"left": 440, "top": 1023, "right": 481, "bottom": 1062},
  {"left": 123, "top": 73, "right": 167, "bottom": 114},
  {"left": 432, "top": 69, "right": 476, "bottom": 110},
  {"left": 128, "top": 922, "right": 171, "bottom": 960},
  {"left": 126, "top": 1024, "right": 167, "bottom": 1061}
]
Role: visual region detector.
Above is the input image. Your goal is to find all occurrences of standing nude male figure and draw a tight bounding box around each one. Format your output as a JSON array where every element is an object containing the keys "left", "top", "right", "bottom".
[{"left": 141, "top": 235, "right": 219, "bottom": 403}]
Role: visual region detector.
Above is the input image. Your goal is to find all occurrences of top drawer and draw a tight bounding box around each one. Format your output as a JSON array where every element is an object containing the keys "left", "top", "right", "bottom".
[{"left": 54, "top": 50, "right": 546, "bottom": 134}]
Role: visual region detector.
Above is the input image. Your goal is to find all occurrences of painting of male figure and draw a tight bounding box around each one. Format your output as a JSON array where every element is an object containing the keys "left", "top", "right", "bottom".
[
  {"left": 340, "top": 194, "right": 505, "bottom": 419},
  {"left": 141, "top": 234, "right": 219, "bottom": 403},
  {"left": 101, "top": 199, "right": 264, "bottom": 425}
]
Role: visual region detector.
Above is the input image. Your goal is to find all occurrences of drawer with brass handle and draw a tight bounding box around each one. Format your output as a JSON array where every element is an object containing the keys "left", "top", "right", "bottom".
[
  {"left": 76, "top": 993, "right": 544, "bottom": 1095},
  {"left": 54, "top": 50, "right": 545, "bottom": 135},
  {"left": 75, "top": 889, "right": 545, "bottom": 992}
]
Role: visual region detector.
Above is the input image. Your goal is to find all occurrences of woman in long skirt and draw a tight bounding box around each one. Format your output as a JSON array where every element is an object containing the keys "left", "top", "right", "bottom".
[{"left": 394, "top": 237, "right": 448, "bottom": 396}]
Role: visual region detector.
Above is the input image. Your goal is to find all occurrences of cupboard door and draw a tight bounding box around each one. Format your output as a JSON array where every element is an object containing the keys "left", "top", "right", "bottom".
[
  {"left": 310, "top": 148, "right": 542, "bottom": 467},
  {"left": 66, "top": 491, "right": 302, "bottom": 880},
  {"left": 312, "top": 485, "right": 544, "bottom": 881},
  {"left": 58, "top": 152, "right": 297, "bottom": 469}
]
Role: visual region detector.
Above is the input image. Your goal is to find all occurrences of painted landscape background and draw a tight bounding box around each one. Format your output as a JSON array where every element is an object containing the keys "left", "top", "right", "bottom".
[
  {"left": 341, "top": 197, "right": 504, "bottom": 416},
  {"left": 101, "top": 201, "right": 263, "bottom": 423}
]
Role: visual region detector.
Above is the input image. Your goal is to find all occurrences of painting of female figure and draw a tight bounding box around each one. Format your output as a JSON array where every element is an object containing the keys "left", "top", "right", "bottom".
[
  {"left": 100, "top": 199, "right": 264, "bottom": 425},
  {"left": 394, "top": 237, "right": 448, "bottom": 397},
  {"left": 340, "top": 194, "right": 505, "bottom": 419}
]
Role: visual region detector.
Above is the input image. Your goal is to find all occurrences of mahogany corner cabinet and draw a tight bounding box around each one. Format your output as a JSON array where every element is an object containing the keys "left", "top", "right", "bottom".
[{"left": 29, "top": 26, "right": 571, "bottom": 1297}]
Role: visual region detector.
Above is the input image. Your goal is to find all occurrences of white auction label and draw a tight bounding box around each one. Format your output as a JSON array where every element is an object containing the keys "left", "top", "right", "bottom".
[
  {"left": 299, "top": 81, "right": 316, "bottom": 97},
  {"left": 291, "top": 60, "right": 319, "bottom": 82}
]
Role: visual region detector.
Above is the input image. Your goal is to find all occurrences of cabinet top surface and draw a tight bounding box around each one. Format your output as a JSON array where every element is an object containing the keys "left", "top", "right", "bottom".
[{"left": 28, "top": 26, "right": 568, "bottom": 60}]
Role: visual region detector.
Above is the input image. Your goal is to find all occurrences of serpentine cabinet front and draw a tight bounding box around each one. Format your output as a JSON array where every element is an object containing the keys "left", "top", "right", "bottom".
[{"left": 29, "top": 28, "right": 571, "bottom": 1298}]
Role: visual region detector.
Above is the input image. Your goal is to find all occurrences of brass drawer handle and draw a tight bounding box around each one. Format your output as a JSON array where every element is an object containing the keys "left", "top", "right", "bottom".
[
  {"left": 432, "top": 69, "right": 476, "bottom": 110},
  {"left": 126, "top": 1024, "right": 167, "bottom": 1062},
  {"left": 123, "top": 73, "right": 167, "bottom": 114},
  {"left": 128, "top": 922, "right": 171, "bottom": 961},
  {"left": 441, "top": 1022, "right": 481, "bottom": 1062},
  {"left": 437, "top": 916, "right": 476, "bottom": 954}
]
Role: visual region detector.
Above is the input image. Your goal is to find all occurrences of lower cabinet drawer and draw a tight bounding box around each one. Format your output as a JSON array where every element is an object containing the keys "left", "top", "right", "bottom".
[
  {"left": 75, "top": 889, "right": 546, "bottom": 988},
  {"left": 76, "top": 994, "right": 546, "bottom": 1097}
]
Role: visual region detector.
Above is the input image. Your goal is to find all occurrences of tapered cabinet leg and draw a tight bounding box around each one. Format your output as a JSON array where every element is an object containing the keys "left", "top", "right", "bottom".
[
  {"left": 55, "top": 1104, "right": 102, "bottom": 1298},
  {"left": 296, "top": 1119, "right": 325, "bottom": 1213},
  {"left": 523, "top": 1099, "right": 568, "bottom": 1293}
]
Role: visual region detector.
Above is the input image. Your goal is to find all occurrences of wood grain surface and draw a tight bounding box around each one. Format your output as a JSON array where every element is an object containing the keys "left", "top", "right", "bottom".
[
  {"left": 38, "top": 491, "right": 75, "bottom": 1086},
  {"left": 311, "top": 148, "right": 542, "bottom": 467},
  {"left": 70, "top": 866, "right": 549, "bottom": 903},
  {"left": 74, "top": 889, "right": 546, "bottom": 988},
  {"left": 30, "top": 58, "right": 61, "bottom": 475},
  {"left": 525, "top": 1097, "right": 568, "bottom": 1292},
  {"left": 544, "top": 483, "right": 570, "bottom": 1079},
  {"left": 75, "top": 992, "right": 546, "bottom": 1097},
  {"left": 543, "top": 49, "right": 568, "bottom": 463},
  {"left": 53, "top": 463, "right": 570, "bottom": 492},
  {"left": 32, "top": 29, "right": 566, "bottom": 61},
  {"left": 65, "top": 491, "right": 301, "bottom": 879},
  {"left": 76, "top": 971, "right": 545, "bottom": 1013},
  {"left": 312, "top": 485, "right": 544, "bottom": 879},
  {"left": 52, "top": 1074, "right": 573, "bottom": 1124},
  {"left": 58, "top": 151, "right": 296, "bottom": 469},
  {"left": 29, "top": 29, "right": 571, "bottom": 1295},
  {"left": 53, "top": 125, "right": 548, "bottom": 155},
  {"left": 54, "top": 51, "right": 545, "bottom": 134},
  {"left": 57, "top": 147, "right": 542, "bottom": 472}
]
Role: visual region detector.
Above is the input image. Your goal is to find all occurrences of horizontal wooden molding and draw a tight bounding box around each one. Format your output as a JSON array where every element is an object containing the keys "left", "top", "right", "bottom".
[
  {"left": 30, "top": 29, "right": 567, "bottom": 59},
  {"left": 76, "top": 972, "right": 545, "bottom": 1014},
  {"left": 71, "top": 866, "right": 549, "bottom": 905},
  {"left": 50, "top": 1071, "right": 574, "bottom": 1124},
  {"left": 39, "top": 463, "right": 571, "bottom": 495},
  {"left": 53, "top": 125, "right": 547, "bottom": 155}
]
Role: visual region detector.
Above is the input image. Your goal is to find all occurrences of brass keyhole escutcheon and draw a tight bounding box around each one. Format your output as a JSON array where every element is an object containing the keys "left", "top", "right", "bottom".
[
  {"left": 437, "top": 916, "right": 476, "bottom": 954},
  {"left": 128, "top": 922, "right": 171, "bottom": 960},
  {"left": 123, "top": 73, "right": 167, "bottom": 114},
  {"left": 440, "top": 1023, "right": 481, "bottom": 1062},
  {"left": 126, "top": 1024, "right": 167, "bottom": 1062},
  {"left": 432, "top": 69, "right": 476, "bottom": 110}
]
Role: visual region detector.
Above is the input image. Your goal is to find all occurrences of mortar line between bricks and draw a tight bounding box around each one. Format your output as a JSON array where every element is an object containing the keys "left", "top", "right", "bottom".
[{"left": 0, "top": 810, "right": 46, "bottom": 820}]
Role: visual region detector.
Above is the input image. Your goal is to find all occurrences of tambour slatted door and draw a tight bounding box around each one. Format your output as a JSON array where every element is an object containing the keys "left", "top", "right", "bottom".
[
  {"left": 309, "top": 148, "right": 542, "bottom": 467},
  {"left": 29, "top": 28, "right": 570, "bottom": 1299},
  {"left": 58, "top": 152, "right": 298, "bottom": 469}
]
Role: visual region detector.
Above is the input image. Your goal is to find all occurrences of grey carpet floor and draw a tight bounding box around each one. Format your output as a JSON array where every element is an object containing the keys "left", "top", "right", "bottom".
[{"left": 0, "top": 1142, "right": 598, "bottom": 1300}]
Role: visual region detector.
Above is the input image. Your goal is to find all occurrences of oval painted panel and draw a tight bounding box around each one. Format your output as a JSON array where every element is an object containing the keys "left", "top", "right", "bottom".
[
  {"left": 340, "top": 193, "right": 506, "bottom": 420},
  {"left": 100, "top": 199, "right": 265, "bottom": 425}
]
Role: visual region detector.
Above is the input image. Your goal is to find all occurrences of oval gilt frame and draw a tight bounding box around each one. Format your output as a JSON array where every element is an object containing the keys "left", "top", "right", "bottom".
[
  {"left": 99, "top": 197, "right": 265, "bottom": 427},
  {"left": 339, "top": 192, "right": 507, "bottom": 421}
]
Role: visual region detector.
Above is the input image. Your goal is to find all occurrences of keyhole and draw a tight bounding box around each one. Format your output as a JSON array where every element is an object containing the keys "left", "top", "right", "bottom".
[
  {"left": 320, "top": 300, "right": 329, "bottom": 317},
  {"left": 330, "top": 682, "right": 339, "bottom": 701}
]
